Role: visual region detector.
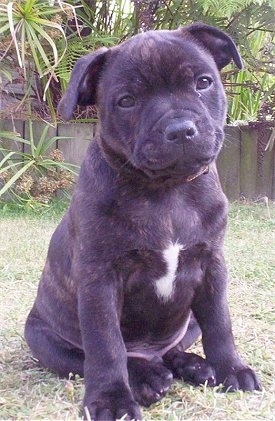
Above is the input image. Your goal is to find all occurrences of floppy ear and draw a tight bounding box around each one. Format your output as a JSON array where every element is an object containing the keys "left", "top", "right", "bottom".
[
  {"left": 183, "top": 23, "right": 243, "bottom": 70},
  {"left": 57, "top": 47, "right": 108, "bottom": 121}
]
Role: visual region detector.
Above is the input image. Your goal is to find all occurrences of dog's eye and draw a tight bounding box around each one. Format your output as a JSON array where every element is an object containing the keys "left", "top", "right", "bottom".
[
  {"left": 117, "top": 95, "right": 136, "bottom": 108},
  {"left": 196, "top": 76, "right": 213, "bottom": 91}
]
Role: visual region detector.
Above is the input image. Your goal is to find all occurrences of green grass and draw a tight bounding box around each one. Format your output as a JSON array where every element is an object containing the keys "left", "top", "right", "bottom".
[{"left": 0, "top": 200, "right": 274, "bottom": 420}]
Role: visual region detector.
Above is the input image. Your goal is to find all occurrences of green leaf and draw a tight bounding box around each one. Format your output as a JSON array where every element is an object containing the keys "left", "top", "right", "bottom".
[
  {"left": 7, "top": 2, "right": 23, "bottom": 68},
  {"left": 0, "top": 150, "right": 18, "bottom": 168},
  {"left": 34, "top": 125, "right": 51, "bottom": 156},
  {"left": 26, "top": 24, "right": 52, "bottom": 74},
  {"left": 0, "top": 161, "right": 25, "bottom": 174}
]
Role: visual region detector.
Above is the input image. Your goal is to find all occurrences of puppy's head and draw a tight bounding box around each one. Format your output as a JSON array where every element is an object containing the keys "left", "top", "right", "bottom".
[{"left": 58, "top": 23, "right": 242, "bottom": 180}]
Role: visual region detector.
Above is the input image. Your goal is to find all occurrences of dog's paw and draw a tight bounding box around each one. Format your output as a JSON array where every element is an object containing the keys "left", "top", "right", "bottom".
[
  {"left": 216, "top": 366, "right": 261, "bottom": 392},
  {"left": 128, "top": 358, "right": 173, "bottom": 407},
  {"left": 163, "top": 351, "right": 216, "bottom": 387},
  {"left": 83, "top": 393, "right": 141, "bottom": 421}
]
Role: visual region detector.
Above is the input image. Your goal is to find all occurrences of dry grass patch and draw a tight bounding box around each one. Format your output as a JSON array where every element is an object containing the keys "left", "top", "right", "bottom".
[{"left": 0, "top": 201, "right": 274, "bottom": 420}]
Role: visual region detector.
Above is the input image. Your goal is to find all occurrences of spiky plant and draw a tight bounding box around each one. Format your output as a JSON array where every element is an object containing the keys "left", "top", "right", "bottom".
[{"left": 0, "top": 122, "right": 79, "bottom": 205}]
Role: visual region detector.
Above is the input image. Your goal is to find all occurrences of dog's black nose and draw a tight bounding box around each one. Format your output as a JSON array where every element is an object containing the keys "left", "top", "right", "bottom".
[{"left": 165, "top": 120, "right": 197, "bottom": 143}]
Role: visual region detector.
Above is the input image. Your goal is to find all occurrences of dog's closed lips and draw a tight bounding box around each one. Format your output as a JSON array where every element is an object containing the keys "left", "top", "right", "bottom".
[{"left": 25, "top": 22, "right": 260, "bottom": 421}]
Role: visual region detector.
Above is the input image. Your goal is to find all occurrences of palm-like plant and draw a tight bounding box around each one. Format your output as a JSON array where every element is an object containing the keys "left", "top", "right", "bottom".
[
  {"left": 0, "top": 122, "right": 79, "bottom": 204},
  {"left": 0, "top": 0, "right": 71, "bottom": 76},
  {"left": 0, "top": 0, "right": 79, "bottom": 121}
]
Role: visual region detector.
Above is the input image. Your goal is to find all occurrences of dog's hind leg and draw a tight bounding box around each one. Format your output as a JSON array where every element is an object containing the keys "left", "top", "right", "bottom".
[{"left": 25, "top": 312, "right": 84, "bottom": 378}]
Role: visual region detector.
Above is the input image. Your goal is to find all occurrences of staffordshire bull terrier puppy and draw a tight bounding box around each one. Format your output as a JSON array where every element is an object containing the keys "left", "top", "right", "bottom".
[{"left": 25, "top": 23, "right": 261, "bottom": 420}]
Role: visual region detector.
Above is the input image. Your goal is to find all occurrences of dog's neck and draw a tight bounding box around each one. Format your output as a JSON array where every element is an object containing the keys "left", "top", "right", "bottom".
[
  {"left": 185, "top": 165, "right": 209, "bottom": 182},
  {"left": 99, "top": 136, "right": 209, "bottom": 188}
]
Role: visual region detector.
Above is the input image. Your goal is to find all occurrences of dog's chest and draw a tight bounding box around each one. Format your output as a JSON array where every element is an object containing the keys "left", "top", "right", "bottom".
[
  {"left": 122, "top": 239, "right": 205, "bottom": 304},
  {"left": 119, "top": 197, "right": 206, "bottom": 302},
  {"left": 154, "top": 241, "right": 184, "bottom": 301},
  {"left": 121, "top": 240, "right": 204, "bottom": 344}
]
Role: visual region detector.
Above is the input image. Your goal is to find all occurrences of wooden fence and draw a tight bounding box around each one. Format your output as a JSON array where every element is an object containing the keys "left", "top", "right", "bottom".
[{"left": 1, "top": 119, "right": 274, "bottom": 200}]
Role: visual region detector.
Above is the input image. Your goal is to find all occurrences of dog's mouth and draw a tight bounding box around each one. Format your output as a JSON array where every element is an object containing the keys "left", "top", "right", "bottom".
[
  {"left": 132, "top": 127, "right": 222, "bottom": 181},
  {"left": 138, "top": 156, "right": 214, "bottom": 181},
  {"left": 100, "top": 134, "right": 216, "bottom": 183}
]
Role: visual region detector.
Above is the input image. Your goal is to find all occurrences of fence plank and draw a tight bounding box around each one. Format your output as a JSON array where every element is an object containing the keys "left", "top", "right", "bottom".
[
  {"left": 217, "top": 126, "right": 241, "bottom": 200},
  {"left": 240, "top": 127, "right": 258, "bottom": 199},
  {"left": 57, "top": 123, "right": 95, "bottom": 166},
  {"left": 255, "top": 128, "right": 273, "bottom": 199}
]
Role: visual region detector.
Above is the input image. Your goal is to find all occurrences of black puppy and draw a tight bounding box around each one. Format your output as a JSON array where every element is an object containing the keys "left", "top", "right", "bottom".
[{"left": 25, "top": 23, "right": 261, "bottom": 420}]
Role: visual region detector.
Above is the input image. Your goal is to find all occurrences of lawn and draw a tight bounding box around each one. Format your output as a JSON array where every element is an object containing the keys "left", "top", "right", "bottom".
[{"left": 0, "top": 200, "right": 274, "bottom": 420}]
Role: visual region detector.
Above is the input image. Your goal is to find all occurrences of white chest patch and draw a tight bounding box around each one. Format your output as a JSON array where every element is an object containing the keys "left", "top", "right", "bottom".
[{"left": 155, "top": 242, "right": 184, "bottom": 301}]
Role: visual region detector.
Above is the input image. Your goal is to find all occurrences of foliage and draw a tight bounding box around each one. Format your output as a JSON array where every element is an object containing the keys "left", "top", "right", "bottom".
[
  {"left": 0, "top": 0, "right": 78, "bottom": 121},
  {"left": 0, "top": 0, "right": 66, "bottom": 77},
  {"left": 225, "top": 69, "right": 274, "bottom": 123},
  {"left": 0, "top": 0, "right": 136, "bottom": 120},
  {"left": 68, "top": 0, "right": 135, "bottom": 36},
  {"left": 0, "top": 0, "right": 274, "bottom": 123},
  {"left": 0, "top": 122, "right": 79, "bottom": 205}
]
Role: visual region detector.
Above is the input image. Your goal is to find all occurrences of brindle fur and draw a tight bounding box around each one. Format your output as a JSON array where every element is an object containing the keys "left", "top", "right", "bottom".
[{"left": 25, "top": 23, "right": 260, "bottom": 421}]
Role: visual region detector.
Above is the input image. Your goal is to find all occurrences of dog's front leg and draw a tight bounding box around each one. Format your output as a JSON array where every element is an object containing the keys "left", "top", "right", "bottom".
[
  {"left": 76, "top": 265, "right": 141, "bottom": 421},
  {"left": 192, "top": 251, "right": 261, "bottom": 392}
]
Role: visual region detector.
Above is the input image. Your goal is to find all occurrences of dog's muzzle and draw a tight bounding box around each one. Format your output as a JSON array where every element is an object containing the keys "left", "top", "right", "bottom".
[{"left": 133, "top": 117, "right": 218, "bottom": 179}]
